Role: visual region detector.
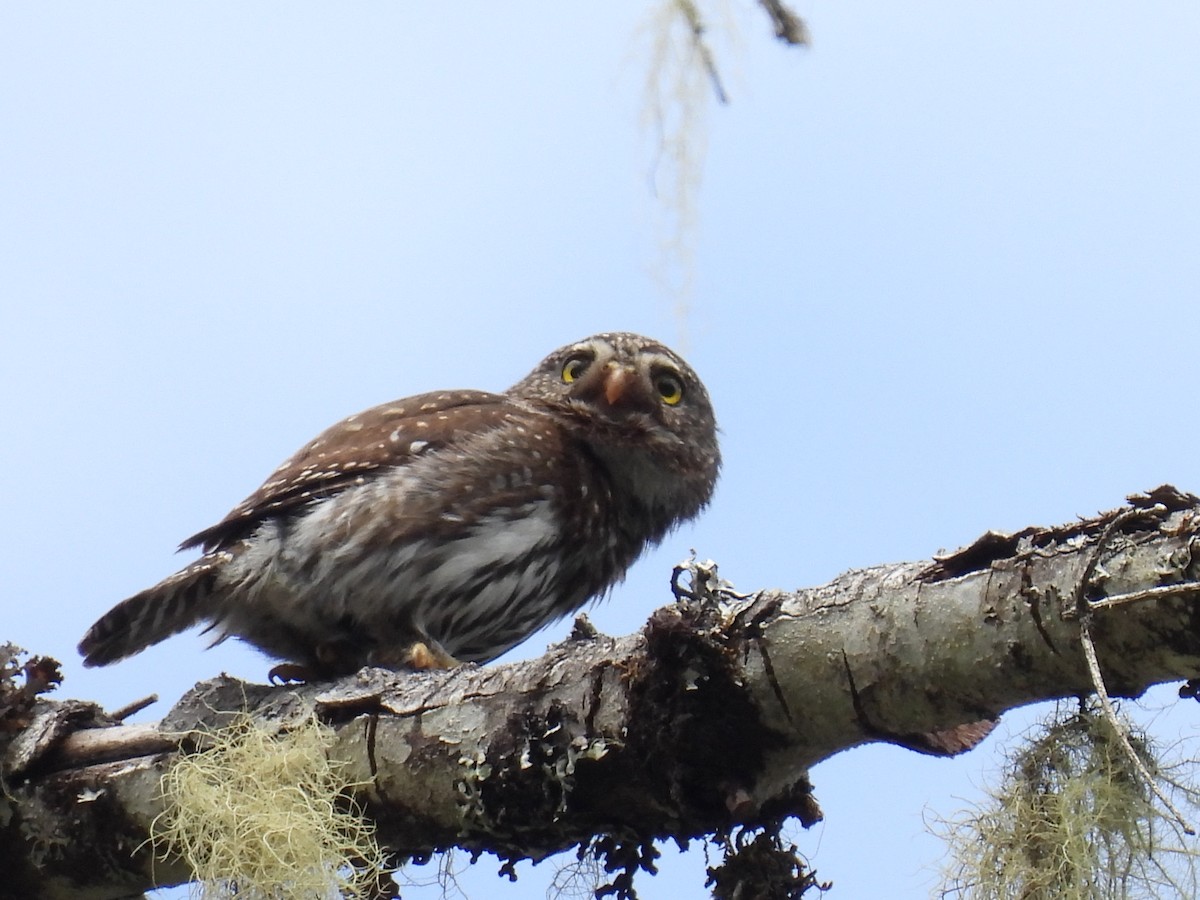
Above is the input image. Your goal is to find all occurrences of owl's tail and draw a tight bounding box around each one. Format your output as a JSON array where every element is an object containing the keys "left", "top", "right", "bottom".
[{"left": 78, "top": 556, "right": 224, "bottom": 667}]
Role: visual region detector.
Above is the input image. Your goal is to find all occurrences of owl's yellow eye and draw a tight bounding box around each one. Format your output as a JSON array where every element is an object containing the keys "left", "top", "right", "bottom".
[
  {"left": 655, "top": 372, "right": 684, "bottom": 406},
  {"left": 561, "top": 355, "right": 591, "bottom": 384}
]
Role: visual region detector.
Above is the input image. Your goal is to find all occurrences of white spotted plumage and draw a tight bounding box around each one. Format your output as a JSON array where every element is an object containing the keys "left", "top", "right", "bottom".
[
  {"left": 217, "top": 476, "right": 563, "bottom": 664},
  {"left": 79, "top": 333, "right": 720, "bottom": 675}
]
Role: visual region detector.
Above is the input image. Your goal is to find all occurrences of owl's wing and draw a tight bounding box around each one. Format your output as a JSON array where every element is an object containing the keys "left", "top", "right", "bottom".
[{"left": 180, "top": 389, "right": 513, "bottom": 552}]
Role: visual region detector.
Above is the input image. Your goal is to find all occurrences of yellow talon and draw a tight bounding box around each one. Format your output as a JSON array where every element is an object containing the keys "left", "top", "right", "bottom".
[{"left": 407, "top": 641, "right": 461, "bottom": 670}]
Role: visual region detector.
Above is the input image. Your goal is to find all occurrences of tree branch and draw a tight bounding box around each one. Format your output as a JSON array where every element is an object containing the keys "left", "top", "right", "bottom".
[{"left": 6, "top": 486, "right": 1200, "bottom": 898}]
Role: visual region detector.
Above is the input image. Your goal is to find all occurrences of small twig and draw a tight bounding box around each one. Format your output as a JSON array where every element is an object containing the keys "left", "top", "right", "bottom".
[
  {"left": 672, "top": 555, "right": 750, "bottom": 606},
  {"left": 109, "top": 693, "right": 159, "bottom": 722},
  {"left": 757, "top": 0, "right": 810, "bottom": 45},
  {"left": 677, "top": 0, "right": 729, "bottom": 104},
  {"left": 1078, "top": 621, "right": 1194, "bottom": 834},
  {"left": 1073, "top": 501, "right": 1193, "bottom": 834},
  {"left": 671, "top": 559, "right": 700, "bottom": 601},
  {"left": 1080, "top": 582, "right": 1200, "bottom": 613},
  {"left": 1071, "top": 504, "right": 1165, "bottom": 617},
  {"left": 55, "top": 722, "right": 179, "bottom": 768}
]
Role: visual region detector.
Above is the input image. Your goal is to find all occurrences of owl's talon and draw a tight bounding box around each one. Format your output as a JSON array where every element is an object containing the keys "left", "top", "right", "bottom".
[
  {"left": 407, "top": 641, "right": 461, "bottom": 670},
  {"left": 268, "top": 663, "right": 313, "bottom": 684}
]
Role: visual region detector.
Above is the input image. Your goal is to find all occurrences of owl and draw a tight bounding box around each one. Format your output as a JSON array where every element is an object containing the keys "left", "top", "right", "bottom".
[{"left": 79, "top": 332, "right": 720, "bottom": 678}]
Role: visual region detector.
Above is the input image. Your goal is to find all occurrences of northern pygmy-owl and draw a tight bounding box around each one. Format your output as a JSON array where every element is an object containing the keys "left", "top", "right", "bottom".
[{"left": 79, "top": 332, "right": 720, "bottom": 677}]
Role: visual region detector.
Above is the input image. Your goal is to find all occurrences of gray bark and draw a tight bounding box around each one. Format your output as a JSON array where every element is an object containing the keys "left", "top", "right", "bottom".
[{"left": 4, "top": 486, "right": 1200, "bottom": 898}]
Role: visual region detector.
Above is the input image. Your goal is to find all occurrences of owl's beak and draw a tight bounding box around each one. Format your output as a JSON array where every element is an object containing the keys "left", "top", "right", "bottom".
[{"left": 603, "top": 365, "right": 634, "bottom": 406}]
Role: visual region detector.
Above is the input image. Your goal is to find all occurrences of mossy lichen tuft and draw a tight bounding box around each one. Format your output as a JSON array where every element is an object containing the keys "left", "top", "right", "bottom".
[{"left": 153, "top": 714, "right": 390, "bottom": 899}]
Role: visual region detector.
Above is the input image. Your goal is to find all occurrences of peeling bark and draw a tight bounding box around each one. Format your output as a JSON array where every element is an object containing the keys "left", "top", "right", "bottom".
[{"left": 5, "top": 486, "right": 1200, "bottom": 898}]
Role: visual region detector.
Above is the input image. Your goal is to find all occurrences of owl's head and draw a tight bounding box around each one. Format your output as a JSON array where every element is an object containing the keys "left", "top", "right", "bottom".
[{"left": 509, "top": 332, "right": 720, "bottom": 520}]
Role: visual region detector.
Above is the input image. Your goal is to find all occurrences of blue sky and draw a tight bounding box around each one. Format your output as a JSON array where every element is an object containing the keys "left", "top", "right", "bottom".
[{"left": 3, "top": 3, "right": 1199, "bottom": 897}]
